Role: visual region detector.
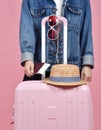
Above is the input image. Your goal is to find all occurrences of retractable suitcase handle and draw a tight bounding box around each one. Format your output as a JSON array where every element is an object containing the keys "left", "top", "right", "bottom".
[{"left": 41, "top": 16, "right": 68, "bottom": 64}]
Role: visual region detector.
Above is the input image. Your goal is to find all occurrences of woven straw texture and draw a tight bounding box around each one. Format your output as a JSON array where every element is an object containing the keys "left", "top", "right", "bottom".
[{"left": 43, "top": 64, "right": 87, "bottom": 86}]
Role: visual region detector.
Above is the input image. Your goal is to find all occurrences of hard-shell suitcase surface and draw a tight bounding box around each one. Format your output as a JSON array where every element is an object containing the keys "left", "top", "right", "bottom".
[
  {"left": 14, "top": 16, "right": 94, "bottom": 130},
  {"left": 14, "top": 81, "right": 94, "bottom": 130}
]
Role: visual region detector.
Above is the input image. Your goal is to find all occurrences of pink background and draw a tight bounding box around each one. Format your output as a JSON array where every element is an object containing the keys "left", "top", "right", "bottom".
[{"left": 0, "top": 0, "right": 100, "bottom": 130}]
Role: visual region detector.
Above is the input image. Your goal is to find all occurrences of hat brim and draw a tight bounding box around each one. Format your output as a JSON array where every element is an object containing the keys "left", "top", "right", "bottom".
[{"left": 42, "top": 78, "right": 87, "bottom": 86}]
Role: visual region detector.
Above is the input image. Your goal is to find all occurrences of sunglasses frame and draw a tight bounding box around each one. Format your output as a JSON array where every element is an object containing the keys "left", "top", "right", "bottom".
[
  {"left": 47, "top": 28, "right": 58, "bottom": 41},
  {"left": 41, "top": 15, "right": 68, "bottom": 64},
  {"left": 47, "top": 15, "right": 60, "bottom": 41}
]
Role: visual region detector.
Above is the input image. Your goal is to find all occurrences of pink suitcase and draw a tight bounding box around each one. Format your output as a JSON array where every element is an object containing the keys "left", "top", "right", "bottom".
[
  {"left": 14, "top": 16, "right": 94, "bottom": 130},
  {"left": 14, "top": 81, "right": 94, "bottom": 130}
]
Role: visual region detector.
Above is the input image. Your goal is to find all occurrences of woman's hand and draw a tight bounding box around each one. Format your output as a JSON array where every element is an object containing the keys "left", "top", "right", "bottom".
[
  {"left": 81, "top": 66, "right": 92, "bottom": 82},
  {"left": 24, "top": 60, "right": 34, "bottom": 77}
]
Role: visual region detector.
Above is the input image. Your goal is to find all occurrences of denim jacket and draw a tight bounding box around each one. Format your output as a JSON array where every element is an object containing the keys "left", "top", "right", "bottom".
[{"left": 19, "top": 0, "right": 94, "bottom": 69}]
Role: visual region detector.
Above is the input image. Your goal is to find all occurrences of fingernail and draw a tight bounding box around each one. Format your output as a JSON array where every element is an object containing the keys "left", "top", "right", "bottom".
[{"left": 31, "top": 70, "right": 34, "bottom": 73}]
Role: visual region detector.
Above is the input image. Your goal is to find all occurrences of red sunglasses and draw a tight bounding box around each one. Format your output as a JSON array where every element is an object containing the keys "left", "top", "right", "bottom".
[{"left": 47, "top": 15, "right": 60, "bottom": 41}]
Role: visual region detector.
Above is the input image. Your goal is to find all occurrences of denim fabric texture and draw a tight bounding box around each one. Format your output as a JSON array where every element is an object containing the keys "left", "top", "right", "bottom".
[{"left": 19, "top": 0, "right": 94, "bottom": 69}]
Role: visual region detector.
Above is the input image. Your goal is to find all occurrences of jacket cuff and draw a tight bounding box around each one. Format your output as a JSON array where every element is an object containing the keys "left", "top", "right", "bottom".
[
  {"left": 21, "top": 52, "right": 34, "bottom": 66},
  {"left": 82, "top": 55, "right": 94, "bottom": 68}
]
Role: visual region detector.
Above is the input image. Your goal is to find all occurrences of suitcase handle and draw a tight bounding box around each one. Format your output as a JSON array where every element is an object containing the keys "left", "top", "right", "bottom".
[{"left": 41, "top": 16, "right": 68, "bottom": 64}]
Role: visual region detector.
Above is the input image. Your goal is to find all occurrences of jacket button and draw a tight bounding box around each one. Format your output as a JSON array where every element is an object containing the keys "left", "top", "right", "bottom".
[
  {"left": 52, "top": 9, "right": 56, "bottom": 13},
  {"left": 53, "top": 51, "right": 57, "bottom": 55}
]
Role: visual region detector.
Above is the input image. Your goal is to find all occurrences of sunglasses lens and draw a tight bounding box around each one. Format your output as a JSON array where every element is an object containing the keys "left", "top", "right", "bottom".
[
  {"left": 48, "top": 15, "right": 57, "bottom": 26},
  {"left": 48, "top": 29, "right": 57, "bottom": 40}
]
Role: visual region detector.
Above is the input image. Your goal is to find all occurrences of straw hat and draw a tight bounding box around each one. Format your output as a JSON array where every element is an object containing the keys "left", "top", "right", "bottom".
[{"left": 42, "top": 64, "right": 87, "bottom": 86}]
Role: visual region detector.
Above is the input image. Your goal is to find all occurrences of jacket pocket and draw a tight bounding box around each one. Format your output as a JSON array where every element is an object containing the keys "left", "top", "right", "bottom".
[
  {"left": 65, "top": 4, "right": 82, "bottom": 61},
  {"left": 30, "top": 8, "right": 46, "bottom": 18},
  {"left": 30, "top": 7, "right": 46, "bottom": 30},
  {"left": 67, "top": 5, "right": 82, "bottom": 15},
  {"left": 65, "top": 4, "right": 82, "bottom": 31}
]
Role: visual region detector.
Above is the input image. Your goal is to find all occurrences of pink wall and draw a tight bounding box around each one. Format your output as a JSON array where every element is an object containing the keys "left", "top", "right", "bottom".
[
  {"left": 0, "top": 0, "right": 23, "bottom": 130},
  {"left": 90, "top": 0, "right": 101, "bottom": 130},
  {"left": 0, "top": 0, "right": 100, "bottom": 130}
]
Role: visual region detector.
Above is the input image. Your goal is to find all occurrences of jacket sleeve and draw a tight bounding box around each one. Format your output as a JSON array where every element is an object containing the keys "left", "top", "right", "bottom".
[
  {"left": 80, "top": 0, "right": 94, "bottom": 68},
  {"left": 19, "top": 0, "right": 35, "bottom": 66}
]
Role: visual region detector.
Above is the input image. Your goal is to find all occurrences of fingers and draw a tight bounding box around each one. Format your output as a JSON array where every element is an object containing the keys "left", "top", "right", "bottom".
[
  {"left": 24, "top": 61, "right": 34, "bottom": 77},
  {"left": 81, "top": 71, "right": 85, "bottom": 80},
  {"left": 81, "top": 72, "right": 91, "bottom": 82},
  {"left": 81, "top": 66, "right": 92, "bottom": 82}
]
